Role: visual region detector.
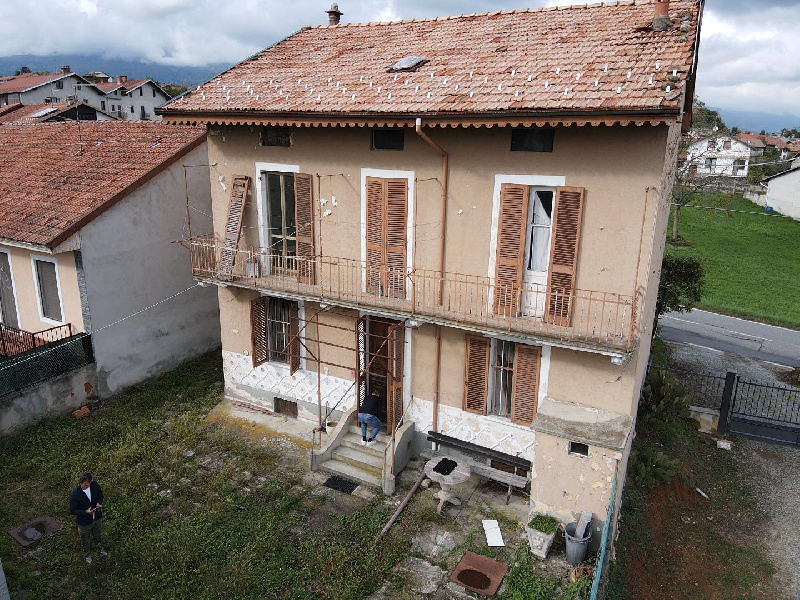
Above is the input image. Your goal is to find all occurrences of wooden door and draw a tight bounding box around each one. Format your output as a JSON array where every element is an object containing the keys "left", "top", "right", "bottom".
[{"left": 365, "top": 177, "right": 408, "bottom": 298}]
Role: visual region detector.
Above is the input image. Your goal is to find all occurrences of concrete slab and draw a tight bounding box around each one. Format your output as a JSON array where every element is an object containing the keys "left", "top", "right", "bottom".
[
  {"left": 533, "top": 397, "right": 633, "bottom": 451},
  {"left": 393, "top": 557, "right": 446, "bottom": 595}
]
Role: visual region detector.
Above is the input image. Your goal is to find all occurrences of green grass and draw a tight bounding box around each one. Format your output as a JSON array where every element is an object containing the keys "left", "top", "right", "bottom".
[
  {"left": 668, "top": 193, "right": 800, "bottom": 328},
  {"left": 0, "top": 352, "right": 420, "bottom": 600}
]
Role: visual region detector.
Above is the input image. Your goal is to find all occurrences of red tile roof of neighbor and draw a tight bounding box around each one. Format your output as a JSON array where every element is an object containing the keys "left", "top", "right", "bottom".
[
  {"left": 0, "top": 122, "right": 205, "bottom": 248},
  {"left": 0, "top": 102, "right": 70, "bottom": 124},
  {"left": 0, "top": 72, "right": 75, "bottom": 94},
  {"left": 162, "top": 0, "right": 701, "bottom": 124},
  {"left": 92, "top": 81, "right": 124, "bottom": 93}
]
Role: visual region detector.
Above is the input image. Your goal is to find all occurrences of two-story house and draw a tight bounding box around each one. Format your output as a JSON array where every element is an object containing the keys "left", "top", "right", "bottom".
[
  {"left": 93, "top": 76, "right": 171, "bottom": 120},
  {"left": 0, "top": 68, "right": 91, "bottom": 106},
  {"left": 0, "top": 121, "right": 220, "bottom": 400},
  {"left": 685, "top": 135, "right": 752, "bottom": 177},
  {"left": 160, "top": 0, "right": 702, "bottom": 537}
]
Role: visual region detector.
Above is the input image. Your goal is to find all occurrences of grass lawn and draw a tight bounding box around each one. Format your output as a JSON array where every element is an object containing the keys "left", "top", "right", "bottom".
[
  {"left": 0, "top": 352, "right": 426, "bottom": 600},
  {"left": 667, "top": 194, "right": 800, "bottom": 328}
]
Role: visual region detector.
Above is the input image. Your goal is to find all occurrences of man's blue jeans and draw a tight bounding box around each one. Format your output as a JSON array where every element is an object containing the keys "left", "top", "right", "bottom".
[{"left": 359, "top": 413, "right": 382, "bottom": 441}]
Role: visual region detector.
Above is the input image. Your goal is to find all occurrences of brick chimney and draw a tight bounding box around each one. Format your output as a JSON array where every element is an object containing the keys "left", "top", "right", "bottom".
[
  {"left": 326, "top": 3, "right": 343, "bottom": 25},
  {"left": 61, "top": 65, "right": 70, "bottom": 74},
  {"left": 117, "top": 75, "right": 128, "bottom": 83},
  {"left": 653, "top": 0, "right": 673, "bottom": 30}
]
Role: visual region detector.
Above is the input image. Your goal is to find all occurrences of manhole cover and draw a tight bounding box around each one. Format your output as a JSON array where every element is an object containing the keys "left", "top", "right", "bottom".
[
  {"left": 433, "top": 457, "right": 457, "bottom": 476},
  {"left": 323, "top": 475, "right": 359, "bottom": 494},
  {"left": 449, "top": 551, "right": 509, "bottom": 596},
  {"left": 8, "top": 516, "right": 62, "bottom": 547}
]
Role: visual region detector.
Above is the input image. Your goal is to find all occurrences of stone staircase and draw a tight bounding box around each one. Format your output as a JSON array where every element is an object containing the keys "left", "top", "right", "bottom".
[{"left": 317, "top": 425, "right": 390, "bottom": 489}]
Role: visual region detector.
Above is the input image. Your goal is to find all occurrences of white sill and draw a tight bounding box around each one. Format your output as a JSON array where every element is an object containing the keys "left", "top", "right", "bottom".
[{"left": 39, "top": 316, "right": 66, "bottom": 327}]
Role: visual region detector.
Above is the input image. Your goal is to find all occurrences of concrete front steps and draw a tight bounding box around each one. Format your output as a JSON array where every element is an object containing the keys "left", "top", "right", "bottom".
[{"left": 317, "top": 425, "right": 390, "bottom": 489}]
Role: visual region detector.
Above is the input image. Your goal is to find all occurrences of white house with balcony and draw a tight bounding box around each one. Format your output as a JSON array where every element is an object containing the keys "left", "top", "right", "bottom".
[{"left": 685, "top": 135, "right": 752, "bottom": 178}]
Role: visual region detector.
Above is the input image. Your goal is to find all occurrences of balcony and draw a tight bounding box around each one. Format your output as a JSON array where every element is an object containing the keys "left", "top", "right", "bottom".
[
  {"left": 190, "top": 237, "right": 642, "bottom": 356},
  {"left": 0, "top": 323, "right": 74, "bottom": 358}
]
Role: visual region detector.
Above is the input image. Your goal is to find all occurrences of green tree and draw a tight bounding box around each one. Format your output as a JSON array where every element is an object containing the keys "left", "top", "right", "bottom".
[
  {"left": 731, "top": 126, "right": 741, "bottom": 135},
  {"left": 692, "top": 96, "right": 727, "bottom": 132},
  {"left": 654, "top": 254, "right": 704, "bottom": 331}
]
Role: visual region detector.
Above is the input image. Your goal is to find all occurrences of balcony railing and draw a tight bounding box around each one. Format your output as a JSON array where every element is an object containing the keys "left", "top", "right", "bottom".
[
  {"left": 190, "top": 237, "right": 641, "bottom": 353},
  {"left": 0, "top": 323, "right": 74, "bottom": 358}
]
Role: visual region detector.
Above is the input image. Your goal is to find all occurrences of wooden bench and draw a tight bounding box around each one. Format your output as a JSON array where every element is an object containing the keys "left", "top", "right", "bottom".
[{"left": 423, "top": 432, "right": 530, "bottom": 504}]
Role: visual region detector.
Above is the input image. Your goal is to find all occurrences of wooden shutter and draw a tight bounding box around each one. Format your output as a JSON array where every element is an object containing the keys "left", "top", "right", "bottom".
[
  {"left": 289, "top": 301, "right": 300, "bottom": 374},
  {"left": 385, "top": 179, "right": 408, "bottom": 299},
  {"left": 511, "top": 344, "right": 541, "bottom": 426},
  {"left": 494, "top": 183, "right": 530, "bottom": 316},
  {"left": 365, "top": 177, "right": 385, "bottom": 295},
  {"left": 294, "top": 173, "right": 316, "bottom": 284},
  {"left": 218, "top": 175, "right": 250, "bottom": 279},
  {"left": 545, "top": 186, "right": 585, "bottom": 326},
  {"left": 463, "top": 335, "right": 490, "bottom": 415},
  {"left": 250, "top": 296, "right": 268, "bottom": 367},
  {"left": 388, "top": 323, "right": 405, "bottom": 430}
]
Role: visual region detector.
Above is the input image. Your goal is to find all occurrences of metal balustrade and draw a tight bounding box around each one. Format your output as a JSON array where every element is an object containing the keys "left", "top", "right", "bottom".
[{"left": 190, "top": 236, "right": 640, "bottom": 353}]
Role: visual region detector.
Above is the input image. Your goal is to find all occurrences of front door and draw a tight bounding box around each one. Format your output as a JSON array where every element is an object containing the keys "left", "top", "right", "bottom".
[{"left": 356, "top": 315, "right": 404, "bottom": 431}]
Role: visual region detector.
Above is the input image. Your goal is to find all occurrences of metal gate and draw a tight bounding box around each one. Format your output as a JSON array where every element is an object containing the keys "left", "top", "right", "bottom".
[{"left": 724, "top": 375, "right": 800, "bottom": 445}]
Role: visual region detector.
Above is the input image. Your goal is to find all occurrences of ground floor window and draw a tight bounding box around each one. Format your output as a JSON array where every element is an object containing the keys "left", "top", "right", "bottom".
[
  {"left": 268, "top": 297, "right": 293, "bottom": 363},
  {"left": 250, "top": 296, "right": 299, "bottom": 370},
  {"left": 490, "top": 339, "right": 515, "bottom": 417}
]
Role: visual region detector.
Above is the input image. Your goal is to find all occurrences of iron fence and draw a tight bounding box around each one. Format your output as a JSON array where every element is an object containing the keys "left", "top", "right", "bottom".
[
  {"left": 732, "top": 379, "right": 800, "bottom": 426},
  {"left": 654, "top": 366, "right": 727, "bottom": 409},
  {"left": 0, "top": 334, "right": 94, "bottom": 399}
]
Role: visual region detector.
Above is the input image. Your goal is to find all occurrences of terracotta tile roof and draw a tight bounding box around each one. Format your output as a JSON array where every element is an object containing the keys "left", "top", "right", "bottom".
[
  {"left": 0, "top": 122, "right": 205, "bottom": 248},
  {"left": 0, "top": 102, "right": 71, "bottom": 125},
  {"left": 0, "top": 72, "right": 75, "bottom": 94},
  {"left": 737, "top": 133, "right": 790, "bottom": 150},
  {"left": 788, "top": 140, "right": 800, "bottom": 153},
  {"left": 121, "top": 79, "right": 150, "bottom": 92},
  {"left": 736, "top": 134, "right": 766, "bottom": 148},
  {"left": 93, "top": 81, "right": 124, "bottom": 93},
  {"left": 163, "top": 0, "right": 700, "bottom": 122}
]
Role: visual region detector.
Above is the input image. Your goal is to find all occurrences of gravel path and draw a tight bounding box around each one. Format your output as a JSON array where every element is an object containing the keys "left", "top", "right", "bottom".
[{"left": 735, "top": 438, "right": 800, "bottom": 600}]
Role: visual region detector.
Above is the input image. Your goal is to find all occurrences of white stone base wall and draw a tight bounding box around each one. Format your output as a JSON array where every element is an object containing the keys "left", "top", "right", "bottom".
[
  {"left": 405, "top": 396, "right": 537, "bottom": 465},
  {"left": 222, "top": 351, "right": 356, "bottom": 421}
]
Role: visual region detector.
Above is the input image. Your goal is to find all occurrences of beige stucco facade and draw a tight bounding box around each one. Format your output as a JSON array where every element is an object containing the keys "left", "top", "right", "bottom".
[
  {"left": 202, "top": 121, "right": 681, "bottom": 525},
  {"left": 0, "top": 244, "right": 85, "bottom": 334}
]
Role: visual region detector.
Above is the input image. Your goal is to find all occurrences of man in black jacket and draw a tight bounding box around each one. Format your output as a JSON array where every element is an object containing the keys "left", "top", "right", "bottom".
[
  {"left": 358, "top": 390, "right": 383, "bottom": 447},
  {"left": 69, "top": 473, "right": 106, "bottom": 564}
]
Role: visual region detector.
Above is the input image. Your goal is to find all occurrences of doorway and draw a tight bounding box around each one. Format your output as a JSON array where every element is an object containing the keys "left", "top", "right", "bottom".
[{"left": 357, "top": 315, "right": 404, "bottom": 431}]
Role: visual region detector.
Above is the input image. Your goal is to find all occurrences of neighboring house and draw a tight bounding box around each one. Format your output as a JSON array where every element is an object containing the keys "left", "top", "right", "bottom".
[
  {"left": 0, "top": 101, "right": 117, "bottom": 125},
  {"left": 762, "top": 167, "right": 800, "bottom": 220},
  {"left": 685, "top": 135, "right": 751, "bottom": 177},
  {"left": 0, "top": 69, "right": 90, "bottom": 106},
  {"left": 737, "top": 133, "right": 791, "bottom": 160},
  {"left": 160, "top": 0, "right": 702, "bottom": 540},
  {"left": 91, "top": 76, "right": 170, "bottom": 120},
  {"left": 0, "top": 121, "right": 220, "bottom": 396}
]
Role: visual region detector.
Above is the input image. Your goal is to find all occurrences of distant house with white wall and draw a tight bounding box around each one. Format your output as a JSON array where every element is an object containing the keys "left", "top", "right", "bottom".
[
  {"left": 0, "top": 69, "right": 91, "bottom": 106},
  {"left": 91, "top": 76, "right": 170, "bottom": 120},
  {"left": 763, "top": 167, "right": 800, "bottom": 220},
  {"left": 685, "top": 135, "right": 751, "bottom": 177},
  {"left": 0, "top": 101, "right": 117, "bottom": 125},
  {"left": 0, "top": 121, "right": 219, "bottom": 398}
]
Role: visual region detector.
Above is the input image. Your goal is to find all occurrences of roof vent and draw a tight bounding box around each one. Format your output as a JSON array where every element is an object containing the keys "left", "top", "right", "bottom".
[
  {"left": 326, "top": 3, "right": 343, "bottom": 25},
  {"left": 390, "top": 56, "right": 428, "bottom": 72}
]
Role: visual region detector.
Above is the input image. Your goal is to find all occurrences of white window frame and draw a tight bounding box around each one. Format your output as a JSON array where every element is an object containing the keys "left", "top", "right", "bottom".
[
  {"left": 0, "top": 248, "right": 21, "bottom": 327},
  {"left": 30, "top": 254, "right": 66, "bottom": 326},
  {"left": 254, "top": 162, "right": 300, "bottom": 252}
]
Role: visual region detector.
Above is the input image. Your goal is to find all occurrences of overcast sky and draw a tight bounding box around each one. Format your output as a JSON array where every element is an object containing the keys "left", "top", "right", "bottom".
[{"left": 1, "top": 0, "right": 798, "bottom": 116}]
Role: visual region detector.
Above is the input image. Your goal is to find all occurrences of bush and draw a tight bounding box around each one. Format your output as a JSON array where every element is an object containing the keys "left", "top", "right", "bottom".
[
  {"left": 629, "top": 445, "right": 681, "bottom": 489},
  {"left": 638, "top": 369, "right": 691, "bottom": 432},
  {"left": 528, "top": 514, "right": 560, "bottom": 534}
]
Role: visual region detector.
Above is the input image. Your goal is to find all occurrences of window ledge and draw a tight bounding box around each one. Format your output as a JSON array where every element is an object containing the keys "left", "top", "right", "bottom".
[{"left": 532, "top": 397, "right": 632, "bottom": 451}]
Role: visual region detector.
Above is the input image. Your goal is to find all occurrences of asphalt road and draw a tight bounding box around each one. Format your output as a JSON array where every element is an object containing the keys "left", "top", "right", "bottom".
[{"left": 659, "top": 309, "right": 800, "bottom": 368}]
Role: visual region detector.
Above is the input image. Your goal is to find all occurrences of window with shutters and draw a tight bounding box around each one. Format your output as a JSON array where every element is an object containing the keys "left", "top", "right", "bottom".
[
  {"left": 464, "top": 336, "right": 542, "bottom": 425},
  {"left": 32, "top": 257, "right": 63, "bottom": 323},
  {"left": 252, "top": 296, "right": 300, "bottom": 368},
  {"left": 365, "top": 176, "right": 408, "bottom": 298}
]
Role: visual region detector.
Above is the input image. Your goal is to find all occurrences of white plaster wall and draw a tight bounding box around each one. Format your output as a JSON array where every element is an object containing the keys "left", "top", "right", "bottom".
[
  {"left": 223, "top": 350, "right": 356, "bottom": 420},
  {"left": 686, "top": 137, "right": 751, "bottom": 177},
  {"left": 765, "top": 169, "right": 800, "bottom": 220},
  {"left": 405, "top": 395, "right": 538, "bottom": 464},
  {"left": 119, "top": 82, "right": 169, "bottom": 121},
  {"left": 78, "top": 142, "right": 220, "bottom": 395}
]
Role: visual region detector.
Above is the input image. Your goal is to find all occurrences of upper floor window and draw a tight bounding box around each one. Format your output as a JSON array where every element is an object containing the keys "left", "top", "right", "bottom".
[
  {"left": 153, "top": 88, "right": 157, "bottom": 98},
  {"left": 723, "top": 139, "right": 732, "bottom": 150},
  {"left": 511, "top": 128, "right": 554, "bottom": 152},
  {"left": 526, "top": 189, "right": 554, "bottom": 273},
  {"left": 139, "top": 88, "right": 143, "bottom": 96},
  {"left": 56, "top": 80, "right": 63, "bottom": 89},
  {"left": 265, "top": 172, "right": 297, "bottom": 264},
  {"left": 33, "top": 257, "right": 63, "bottom": 323},
  {"left": 261, "top": 127, "right": 291, "bottom": 147},
  {"left": 0, "top": 251, "right": 19, "bottom": 328},
  {"left": 371, "top": 129, "right": 404, "bottom": 151}
]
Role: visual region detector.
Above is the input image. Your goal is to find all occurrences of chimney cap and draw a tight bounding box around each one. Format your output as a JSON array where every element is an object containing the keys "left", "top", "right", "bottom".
[{"left": 326, "top": 2, "right": 343, "bottom": 24}]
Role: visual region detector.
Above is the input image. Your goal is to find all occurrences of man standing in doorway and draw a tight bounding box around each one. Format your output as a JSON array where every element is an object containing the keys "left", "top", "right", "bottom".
[
  {"left": 359, "top": 390, "right": 382, "bottom": 447},
  {"left": 69, "top": 473, "right": 107, "bottom": 564}
]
